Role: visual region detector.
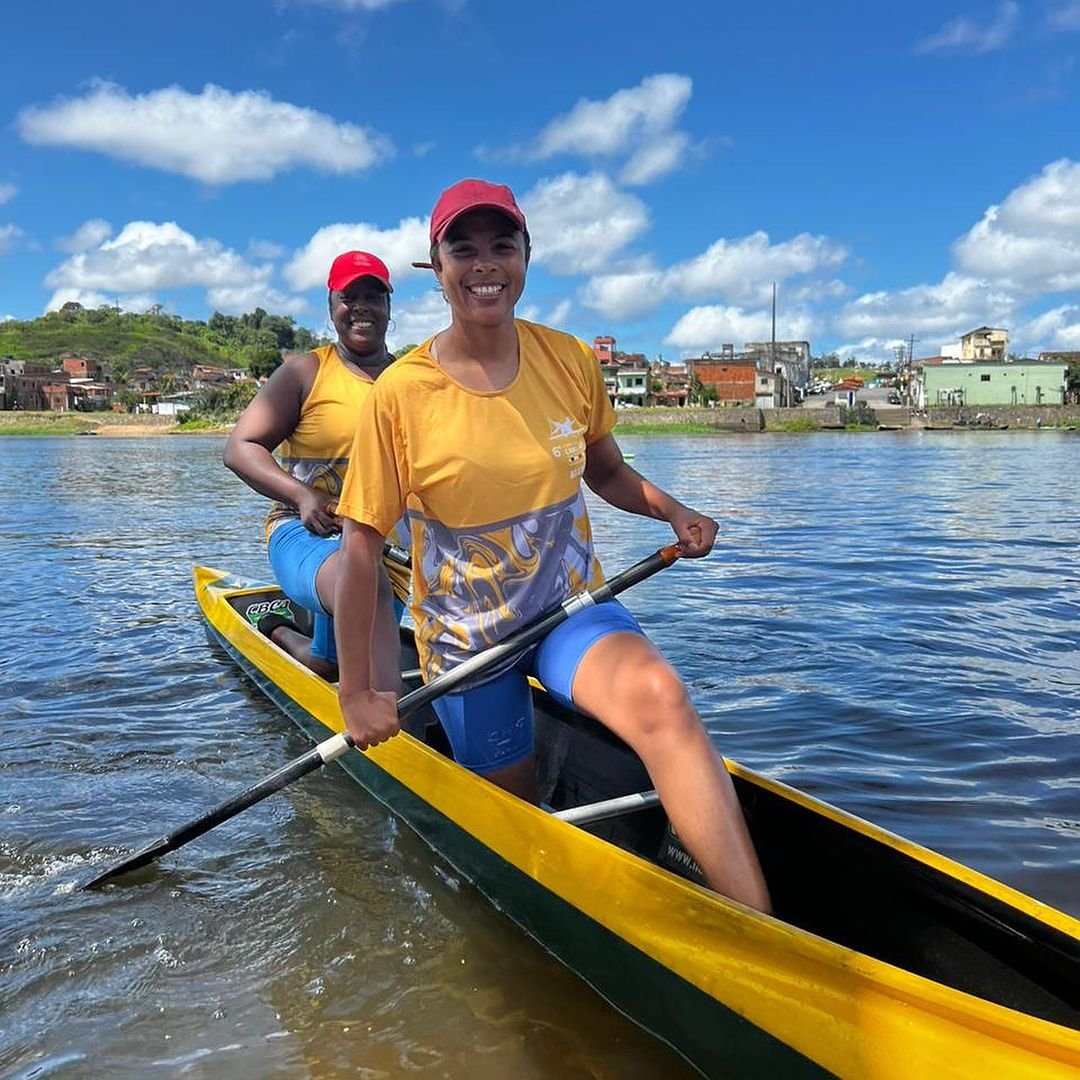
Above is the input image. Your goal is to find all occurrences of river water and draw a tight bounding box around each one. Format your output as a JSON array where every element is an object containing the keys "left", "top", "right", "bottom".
[{"left": 1, "top": 431, "right": 1077, "bottom": 1079}]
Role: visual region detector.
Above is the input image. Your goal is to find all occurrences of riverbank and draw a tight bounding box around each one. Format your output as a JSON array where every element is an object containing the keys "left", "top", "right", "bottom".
[
  {"left": 0, "top": 412, "right": 230, "bottom": 436},
  {"left": 3, "top": 404, "right": 1079, "bottom": 437}
]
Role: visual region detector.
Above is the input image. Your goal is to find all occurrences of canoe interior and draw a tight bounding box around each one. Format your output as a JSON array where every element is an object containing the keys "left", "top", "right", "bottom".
[{"left": 224, "top": 583, "right": 1080, "bottom": 1034}]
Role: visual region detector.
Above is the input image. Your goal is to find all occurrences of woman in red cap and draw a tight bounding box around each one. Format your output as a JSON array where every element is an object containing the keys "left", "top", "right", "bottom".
[
  {"left": 333, "top": 184, "right": 770, "bottom": 911},
  {"left": 224, "top": 250, "right": 407, "bottom": 684}
]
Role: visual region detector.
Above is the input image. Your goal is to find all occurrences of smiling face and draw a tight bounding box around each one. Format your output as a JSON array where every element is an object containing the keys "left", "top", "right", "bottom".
[
  {"left": 434, "top": 208, "right": 528, "bottom": 328},
  {"left": 329, "top": 276, "right": 390, "bottom": 357}
]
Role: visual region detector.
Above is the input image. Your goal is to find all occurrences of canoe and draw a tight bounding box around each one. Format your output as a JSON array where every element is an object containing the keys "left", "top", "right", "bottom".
[{"left": 193, "top": 565, "right": 1080, "bottom": 1079}]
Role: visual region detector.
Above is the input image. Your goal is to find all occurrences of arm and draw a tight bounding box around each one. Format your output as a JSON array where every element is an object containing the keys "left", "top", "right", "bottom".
[
  {"left": 222, "top": 353, "right": 340, "bottom": 536},
  {"left": 335, "top": 519, "right": 401, "bottom": 748},
  {"left": 582, "top": 433, "right": 717, "bottom": 558}
]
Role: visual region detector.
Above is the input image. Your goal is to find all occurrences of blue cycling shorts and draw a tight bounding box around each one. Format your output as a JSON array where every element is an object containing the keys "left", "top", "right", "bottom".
[
  {"left": 267, "top": 520, "right": 406, "bottom": 663},
  {"left": 430, "top": 600, "right": 644, "bottom": 775},
  {"left": 267, "top": 519, "right": 340, "bottom": 662}
]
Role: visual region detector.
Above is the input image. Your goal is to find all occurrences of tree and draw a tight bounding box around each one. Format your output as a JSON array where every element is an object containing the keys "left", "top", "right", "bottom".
[
  {"left": 248, "top": 347, "right": 282, "bottom": 379},
  {"left": 394, "top": 343, "right": 420, "bottom": 358}
]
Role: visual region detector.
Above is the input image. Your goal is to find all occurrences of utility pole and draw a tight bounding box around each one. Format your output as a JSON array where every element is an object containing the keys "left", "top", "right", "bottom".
[
  {"left": 771, "top": 282, "right": 779, "bottom": 404},
  {"left": 905, "top": 333, "right": 918, "bottom": 405}
]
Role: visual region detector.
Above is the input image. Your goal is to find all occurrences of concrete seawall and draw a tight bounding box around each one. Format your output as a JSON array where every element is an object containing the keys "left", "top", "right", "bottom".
[{"left": 611, "top": 404, "right": 1080, "bottom": 432}]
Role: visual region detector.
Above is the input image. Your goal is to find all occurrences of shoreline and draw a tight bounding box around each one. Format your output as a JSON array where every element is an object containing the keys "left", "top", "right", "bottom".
[{"left": 2, "top": 405, "right": 1078, "bottom": 437}]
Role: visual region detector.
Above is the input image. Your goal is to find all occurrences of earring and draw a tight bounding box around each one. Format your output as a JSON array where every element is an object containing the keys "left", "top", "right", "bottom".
[{"left": 388, "top": 317, "right": 397, "bottom": 333}]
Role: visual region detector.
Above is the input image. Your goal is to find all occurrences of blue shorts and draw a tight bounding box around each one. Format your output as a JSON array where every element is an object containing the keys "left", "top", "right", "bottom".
[
  {"left": 267, "top": 520, "right": 340, "bottom": 662},
  {"left": 430, "top": 600, "right": 644, "bottom": 775},
  {"left": 268, "top": 520, "right": 405, "bottom": 664}
]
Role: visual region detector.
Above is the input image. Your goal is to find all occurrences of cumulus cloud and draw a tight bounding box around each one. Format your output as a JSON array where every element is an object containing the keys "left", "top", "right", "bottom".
[
  {"left": 1016, "top": 304, "right": 1080, "bottom": 349},
  {"left": 834, "top": 272, "right": 1016, "bottom": 340},
  {"left": 0, "top": 183, "right": 17, "bottom": 205},
  {"left": 953, "top": 159, "right": 1080, "bottom": 291},
  {"left": 43, "top": 220, "right": 309, "bottom": 315},
  {"left": 663, "top": 304, "right": 817, "bottom": 351},
  {"left": 1047, "top": 2, "right": 1080, "bottom": 31},
  {"left": 296, "top": 0, "right": 410, "bottom": 8},
  {"left": 914, "top": 2, "right": 1018, "bottom": 54},
  {"left": 0, "top": 224, "right": 26, "bottom": 254},
  {"left": 582, "top": 229, "right": 846, "bottom": 321},
  {"left": 385, "top": 287, "right": 449, "bottom": 351},
  {"left": 516, "top": 74, "right": 695, "bottom": 185},
  {"left": 283, "top": 217, "right": 430, "bottom": 291},
  {"left": 18, "top": 81, "right": 393, "bottom": 184},
  {"left": 58, "top": 219, "right": 112, "bottom": 253},
  {"left": 676, "top": 232, "right": 846, "bottom": 304},
  {"left": 206, "top": 284, "right": 309, "bottom": 317},
  {"left": 522, "top": 172, "right": 650, "bottom": 274}
]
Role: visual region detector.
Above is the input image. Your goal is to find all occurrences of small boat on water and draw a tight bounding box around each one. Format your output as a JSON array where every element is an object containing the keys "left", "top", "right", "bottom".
[{"left": 194, "top": 564, "right": 1080, "bottom": 1079}]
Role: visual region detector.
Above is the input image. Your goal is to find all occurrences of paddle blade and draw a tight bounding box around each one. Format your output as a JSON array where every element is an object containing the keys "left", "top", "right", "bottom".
[{"left": 79, "top": 836, "right": 175, "bottom": 889}]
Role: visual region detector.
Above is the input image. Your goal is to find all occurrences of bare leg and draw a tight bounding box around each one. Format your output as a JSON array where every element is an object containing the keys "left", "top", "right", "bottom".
[
  {"left": 265, "top": 623, "right": 338, "bottom": 681},
  {"left": 315, "top": 550, "right": 402, "bottom": 694},
  {"left": 483, "top": 754, "right": 538, "bottom": 802},
  {"left": 570, "top": 632, "right": 771, "bottom": 913}
]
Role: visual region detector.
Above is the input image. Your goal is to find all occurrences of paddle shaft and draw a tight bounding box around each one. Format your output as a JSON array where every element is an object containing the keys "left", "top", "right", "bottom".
[{"left": 80, "top": 544, "right": 680, "bottom": 888}]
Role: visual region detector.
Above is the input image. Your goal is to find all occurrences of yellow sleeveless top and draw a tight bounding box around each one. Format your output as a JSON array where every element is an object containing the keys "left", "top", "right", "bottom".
[{"left": 265, "top": 343, "right": 409, "bottom": 601}]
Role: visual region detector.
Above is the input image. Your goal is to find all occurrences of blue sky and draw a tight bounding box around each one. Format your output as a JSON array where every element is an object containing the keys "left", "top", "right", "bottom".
[{"left": 2, "top": 0, "right": 1079, "bottom": 363}]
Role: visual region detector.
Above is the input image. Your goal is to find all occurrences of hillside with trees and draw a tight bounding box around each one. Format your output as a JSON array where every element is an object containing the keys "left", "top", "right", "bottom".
[{"left": 0, "top": 302, "right": 326, "bottom": 381}]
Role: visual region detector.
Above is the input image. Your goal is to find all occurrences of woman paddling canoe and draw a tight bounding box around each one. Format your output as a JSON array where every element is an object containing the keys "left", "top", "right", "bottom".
[
  {"left": 223, "top": 250, "right": 407, "bottom": 686},
  {"left": 332, "top": 181, "right": 770, "bottom": 912}
]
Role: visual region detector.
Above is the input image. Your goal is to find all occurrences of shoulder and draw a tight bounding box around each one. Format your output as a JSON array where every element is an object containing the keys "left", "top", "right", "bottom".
[
  {"left": 516, "top": 319, "right": 584, "bottom": 353},
  {"left": 517, "top": 320, "right": 596, "bottom": 372},
  {"left": 375, "top": 338, "right": 440, "bottom": 393}
]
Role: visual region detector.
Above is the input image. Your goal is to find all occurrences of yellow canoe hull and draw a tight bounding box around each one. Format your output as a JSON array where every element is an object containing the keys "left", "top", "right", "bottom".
[{"left": 194, "top": 565, "right": 1080, "bottom": 1079}]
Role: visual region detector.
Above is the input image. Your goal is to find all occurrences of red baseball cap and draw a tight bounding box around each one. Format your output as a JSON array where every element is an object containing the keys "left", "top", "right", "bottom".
[
  {"left": 429, "top": 179, "right": 527, "bottom": 244},
  {"left": 326, "top": 251, "right": 393, "bottom": 293}
]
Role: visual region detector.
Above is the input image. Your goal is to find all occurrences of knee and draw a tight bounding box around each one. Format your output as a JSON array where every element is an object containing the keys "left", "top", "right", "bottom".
[{"left": 621, "top": 659, "right": 696, "bottom": 736}]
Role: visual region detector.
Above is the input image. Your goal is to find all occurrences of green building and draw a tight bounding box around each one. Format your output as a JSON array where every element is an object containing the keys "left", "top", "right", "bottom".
[{"left": 916, "top": 360, "right": 1068, "bottom": 407}]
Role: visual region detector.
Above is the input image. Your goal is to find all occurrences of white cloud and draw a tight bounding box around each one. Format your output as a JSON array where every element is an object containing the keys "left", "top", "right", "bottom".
[
  {"left": 620, "top": 131, "right": 691, "bottom": 186},
  {"left": 1015, "top": 304, "right": 1080, "bottom": 350},
  {"left": 18, "top": 81, "right": 393, "bottom": 184},
  {"left": 953, "top": 159, "right": 1080, "bottom": 291},
  {"left": 1047, "top": 2, "right": 1080, "bottom": 31},
  {"left": 582, "top": 269, "right": 666, "bottom": 322},
  {"left": 283, "top": 217, "right": 430, "bottom": 291},
  {"left": 0, "top": 183, "right": 17, "bottom": 205},
  {"left": 248, "top": 239, "right": 286, "bottom": 260},
  {"left": 546, "top": 298, "right": 573, "bottom": 326},
  {"left": 834, "top": 272, "right": 1015, "bottom": 340},
  {"left": 583, "top": 229, "right": 847, "bottom": 321},
  {"left": 295, "top": 0, "right": 410, "bottom": 8},
  {"left": 44, "top": 222, "right": 283, "bottom": 311},
  {"left": 0, "top": 224, "right": 26, "bottom": 253},
  {"left": 527, "top": 74, "right": 694, "bottom": 185},
  {"left": 58, "top": 219, "right": 112, "bottom": 253},
  {"left": 675, "top": 231, "right": 847, "bottom": 305},
  {"left": 663, "top": 305, "right": 773, "bottom": 350},
  {"left": 522, "top": 172, "right": 650, "bottom": 274},
  {"left": 207, "top": 284, "right": 309, "bottom": 317},
  {"left": 914, "top": 2, "right": 1018, "bottom": 54},
  {"left": 385, "top": 287, "right": 449, "bottom": 351}
]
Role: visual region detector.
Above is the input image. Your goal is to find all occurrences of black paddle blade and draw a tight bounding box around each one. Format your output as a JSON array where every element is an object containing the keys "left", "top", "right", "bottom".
[
  {"left": 79, "top": 836, "right": 175, "bottom": 889},
  {"left": 78, "top": 733, "right": 352, "bottom": 889}
]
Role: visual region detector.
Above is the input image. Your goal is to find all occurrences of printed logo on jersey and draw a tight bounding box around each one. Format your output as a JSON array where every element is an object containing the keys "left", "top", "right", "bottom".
[{"left": 547, "top": 416, "right": 586, "bottom": 478}]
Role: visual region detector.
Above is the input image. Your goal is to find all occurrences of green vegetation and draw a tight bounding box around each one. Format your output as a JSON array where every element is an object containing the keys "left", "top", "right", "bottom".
[
  {"left": 613, "top": 422, "right": 717, "bottom": 435},
  {"left": 0, "top": 303, "right": 326, "bottom": 377},
  {"left": 770, "top": 418, "right": 820, "bottom": 432},
  {"left": 0, "top": 415, "right": 97, "bottom": 436}
]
